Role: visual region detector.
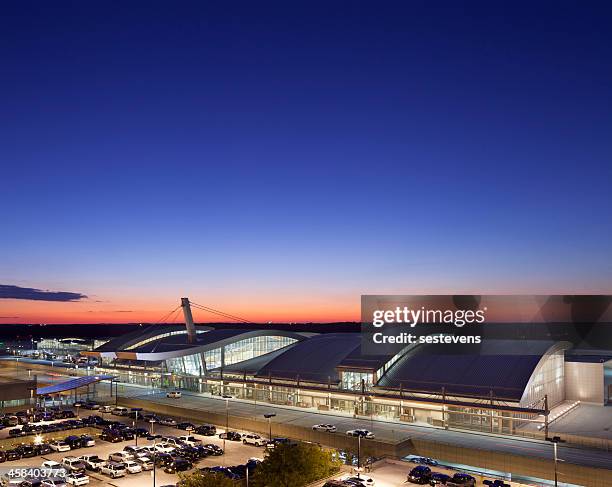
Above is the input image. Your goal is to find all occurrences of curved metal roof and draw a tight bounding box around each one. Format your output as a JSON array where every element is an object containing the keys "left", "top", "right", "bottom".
[
  {"left": 375, "top": 340, "right": 565, "bottom": 401},
  {"left": 255, "top": 333, "right": 361, "bottom": 383}
]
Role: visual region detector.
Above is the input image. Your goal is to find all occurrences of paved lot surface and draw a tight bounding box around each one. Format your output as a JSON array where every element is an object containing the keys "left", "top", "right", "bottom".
[{"left": 2, "top": 415, "right": 265, "bottom": 487}]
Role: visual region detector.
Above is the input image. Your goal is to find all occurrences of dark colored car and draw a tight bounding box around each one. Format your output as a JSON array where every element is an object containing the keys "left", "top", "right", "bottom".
[
  {"left": 0, "top": 450, "right": 6, "bottom": 463},
  {"left": 219, "top": 431, "right": 241, "bottom": 441},
  {"left": 134, "top": 428, "right": 149, "bottom": 438},
  {"left": 5, "top": 449, "right": 21, "bottom": 461},
  {"left": 100, "top": 429, "right": 124, "bottom": 443},
  {"left": 202, "top": 444, "right": 223, "bottom": 456},
  {"left": 119, "top": 428, "right": 136, "bottom": 440},
  {"left": 35, "top": 443, "right": 53, "bottom": 455},
  {"left": 408, "top": 466, "right": 432, "bottom": 484},
  {"left": 175, "top": 446, "right": 200, "bottom": 462},
  {"left": 194, "top": 424, "right": 216, "bottom": 436},
  {"left": 191, "top": 445, "right": 211, "bottom": 458},
  {"left": 447, "top": 473, "right": 476, "bottom": 487},
  {"left": 65, "top": 435, "right": 84, "bottom": 449},
  {"left": 16, "top": 445, "right": 37, "bottom": 458},
  {"left": 430, "top": 472, "right": 451, "bottom": 485},
  {"left": 8, "top": 428, "right": 24, "bottom": 437},
  {"left": 154, "top": 452, "right": 173, "bottom": 467},
  {"left": 164, "top": 457, "right": 192, "bottom": 473},
  {"left": 200, "top": 466, "right": 240, "bottom": 480},
  {"left": 82, "top": 402, "right": 100, "bottom": 410},
  {"left": 176, "top": 422, "right": 195, "bottom": 431}
]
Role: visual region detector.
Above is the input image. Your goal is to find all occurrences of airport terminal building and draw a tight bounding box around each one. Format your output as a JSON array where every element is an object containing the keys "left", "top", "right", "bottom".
[{"left": 80, "top": 319, "right": 611, "bottom": 437}]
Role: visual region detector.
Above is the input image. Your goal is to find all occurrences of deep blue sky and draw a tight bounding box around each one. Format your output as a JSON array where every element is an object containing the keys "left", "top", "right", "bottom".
[{"left": 1, "top": 1, "right": 611, "bottom": 323}]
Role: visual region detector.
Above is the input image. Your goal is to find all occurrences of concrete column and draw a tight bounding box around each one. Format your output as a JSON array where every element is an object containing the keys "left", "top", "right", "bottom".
[{"left": 181, "top": 297, "right": 197, "bottom": 344}]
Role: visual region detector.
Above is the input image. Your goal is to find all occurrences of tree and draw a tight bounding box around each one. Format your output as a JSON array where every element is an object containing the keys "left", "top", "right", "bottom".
[
  {"left": 179, "top": 470, "right": 238, "bottom": 487},
  {"left": 251, "top": 443, "right": 341, "bottom": 487}
]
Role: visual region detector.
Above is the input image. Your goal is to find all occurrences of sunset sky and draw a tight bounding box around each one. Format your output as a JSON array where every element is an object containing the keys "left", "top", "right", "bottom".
[{"left": 1, "top": 2, "right": 611, "bottom": 324}]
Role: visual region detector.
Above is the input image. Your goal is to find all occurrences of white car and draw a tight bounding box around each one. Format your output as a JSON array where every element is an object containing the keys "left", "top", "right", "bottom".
[
  {"left": 41, "top": 479, "right": 67, "bottom": 487},
  {"left": 312, "top": 424, "right": 336, "bottom": 432},
  {"left": 111, "top": 407, "right": 129, "bottom": 416},
  {"left": 154, "top": 444, "right": 175, "bottom": 454},
  {"left": 49, "top": 441, "right": 71, "bottom": 452},
  {"left": 61, "top": 457, "right": 86, "bottom": 473},
  {"left": 242, "top": 434, "right": 266, "bottom": 446},
  {"left": 100, "top": 462, "right": 126, "bottom": 478},
  {"left": 346, "top": 429, "right": 375, "bottom": 439},
  {"left": 99, "top": 405, "right": 113, "bottom": 413},
  {"left": 123, "top": 461, "right": 142, "bottom": 474},
  {"left": 178, "top": 435, "right": 202, "bottom": 446},
  {"left": 65, "top": 473, "right": 89, "bottom": 487},
  {"left": 134, "top": 457, "right": 154, "bottom": 471},
  {"left": 166, "top": 391, "right": 182, "bottom": 398},
  {"left": 159, "top": 418, "right": 177, "bottom": 426},
  {"left": 78, "top": 455, "right": 105, "bottom": 472},
  {"left": 341, "top": 474, "right": 375, "bottom": 486},
  {"left": 41, "top": 461, "right": 63, "bottom": 470},
  {"left": 108, "top": 451, "right": 133, "bottom": 463}
]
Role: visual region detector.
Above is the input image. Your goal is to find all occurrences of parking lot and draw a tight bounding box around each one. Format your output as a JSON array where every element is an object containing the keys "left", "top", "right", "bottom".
[{"left": 0, "top": 408, "right": 269, "bottom": 487}]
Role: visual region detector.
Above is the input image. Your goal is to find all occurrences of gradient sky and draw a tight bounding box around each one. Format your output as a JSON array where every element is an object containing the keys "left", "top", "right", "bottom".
[{"left": 1, "top": 2, "right": 611, "bottom": 324}]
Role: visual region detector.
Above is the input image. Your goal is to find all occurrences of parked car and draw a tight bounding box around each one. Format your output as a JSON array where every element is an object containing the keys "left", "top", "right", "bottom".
[
  {"left": 159, "top": 418, "right": 177, "bottom": 427},
  {"left": 153, "top": 452, "right": 173, "bottom": 467},
  {"left": 163, "top": 457, "right": 192, "bottom": 474},
  {"left": 134, "top": 457, "right": 154, "bottom": 471},
  {"left": 166, "top": 391, "right": 182, "bottom": 399},
  {"left": 108, "top": 451, "right": 134, "bottom": 463},
  {"left": 341, "top": 475, "right": 375, "bottom": 486},
  {"left": 312, "top": 424, "right": 336, "bottom": 432},
  {"left": 64, "top": 436, "right": 84, "bottom": 449},
  {"left": 176, "top": 422, "right": 194, "bottom": 431},
  {"left": 219, "top": 431, "right": 241, "bottom": 441},
  {"left": 82, "top": 402, "right": 99, "bottom": 411},
  {"left": 202, "top": 444, "right": 223, "bottom": 456},
  {"left": 111, "top": 407, "right": 129, "bottom": 416},
  {"left": 79, "top": 435, "right": 95, "bottom": 447},
  {"left": 242, "top": 434, "right": 266, "bottom": 446},
  {"left": 4, "top": 450, "right": 21, "bottom": 461},
  {"left": 154, "top": 444, "right": 175, "bottom": 454},
  {"left": 194, "top": 424, "right": 216, "bottom": 436},
  {"left": 123, "top": 460, "right": 142, "bottom": 474},
  {"left": 65, "top": 473, "right": 89, "bottom": 487},
  {"left": 409, "top": 456, "right": 439, "bottom": 466},
  {"left": 346, "top": 429, "right": 375, "bottom": 439},
  {"left": 178, "top": 435, "right": 202, "bottom": 446},
  {"left": 265, "top": 437, "right": 294, "bottom": 450},
  {"left": 99, "top": 405, "right": 113, "bottom": 413},
  {"left": 407, "top": 466, "right": 432, "bottom": 484},
  {"left": 100, "top": 462, "right": 126, "bottom": 478},
  {"left": 99, "top": 429, "right": 124, "bottom": 443},
  {"left": 61, "top": 457, "right": 86, "bottom": 473},
  {"left": 430, "top": 473, "right": 452, "bottom": 485},
  {"left": 78, "top": 455, "right": 106, "bottom": 472},
  {"left": 447, "top": 474, "right": 476, "bottom": 487},
  {"left": 49, "top": 441, "right": 71, "bottom": 452},
  {"left": 41, "top": 460, "right": 63, "bottom": 470},
  {"left": 16, "top": 445, "right": 37, "bottom": 458},
  {"left": 41, "top": 478, "right": 67, "bottom": 487},
  {"left": 161, "top": 437, "right": 184, "bottom": 448}
]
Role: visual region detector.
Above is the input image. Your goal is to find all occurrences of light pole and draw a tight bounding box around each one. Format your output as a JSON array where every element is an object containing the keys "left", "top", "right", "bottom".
[
  {"left": 357, "top": 434, "right": 361, "bottom": 480},
  {"left": 264, "top": 413, "right": 276, "bottom": 441},
  {"left": 149, "top": 418, "right": 155, "bottom": 436},
  {"left": 546, "top": 435, "right": 565, "bottom": 487},
  {"left": 73, "top": 402, "right": 82, "bottom": 418},
  {"left": 131, "top": 407, "right": 142, "bottom": 446}
]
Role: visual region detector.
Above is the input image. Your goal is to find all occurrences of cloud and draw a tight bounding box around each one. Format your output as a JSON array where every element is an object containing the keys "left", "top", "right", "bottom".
[{"left": 0, "top": 284, "right": 87, "bottom": 302}]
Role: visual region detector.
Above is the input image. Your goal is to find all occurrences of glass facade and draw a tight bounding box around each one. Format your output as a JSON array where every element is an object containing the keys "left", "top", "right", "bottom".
[
  {"left": 165, "top": 335, "right": 297, "bottom": 376},
  {"left": 341, "top": 371, "right": 373, "bottom": 391}
]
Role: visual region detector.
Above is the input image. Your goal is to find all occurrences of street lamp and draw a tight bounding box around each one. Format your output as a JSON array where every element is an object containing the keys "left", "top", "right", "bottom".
[
  {"left": 264, "top": 413, "right": 276, "bottom": 441},
  {"left": 131, "top": 407, "right": 143, "bottom": 446},
  {"left": 149, "top": 418, "right": 156, "bottom": 436},
  {"left": 357, "top": 434, "right": 362, "bottom": 480},
  {"left": 546, "top": 435, "right": 566, "bottom": 487},
  {"left": 73, "top": 402, "right": 82, "bottom": 418},
  {"left": 223, "top": 396, "right": 232, "bottom": 465}
]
